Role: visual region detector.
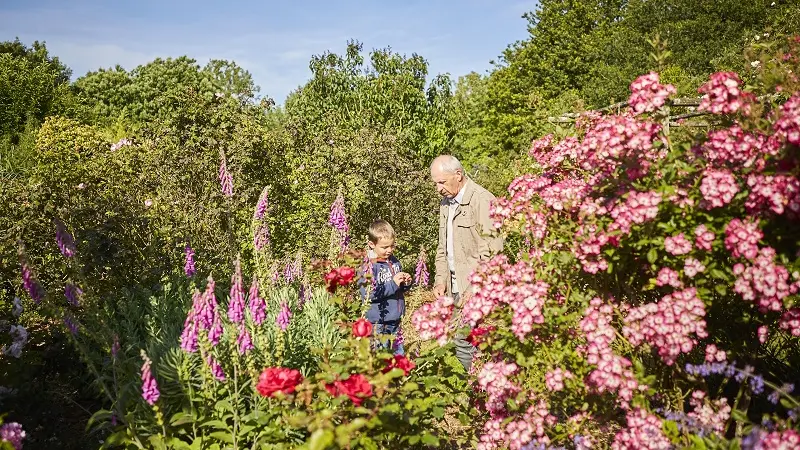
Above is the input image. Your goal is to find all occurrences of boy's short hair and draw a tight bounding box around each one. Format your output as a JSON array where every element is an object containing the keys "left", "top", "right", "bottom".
[{"left": 368, "top": 219, "right": 396, "bottom": 243}]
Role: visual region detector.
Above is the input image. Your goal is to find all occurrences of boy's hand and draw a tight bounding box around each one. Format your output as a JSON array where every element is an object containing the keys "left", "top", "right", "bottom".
[{"left": 393, "top": 272, "right": 412, "bottom": 286}]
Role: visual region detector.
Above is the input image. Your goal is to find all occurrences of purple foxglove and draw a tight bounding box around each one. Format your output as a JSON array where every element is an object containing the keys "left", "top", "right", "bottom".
[
  {"left": 111, "top": 334, "right": 121, "bottom": 358},
  {"left": 276, "top": 302, "right": 291, "bottom": 331},
  {"left": 179, "top": 309, "right": 198, "bottom": 353},
  {"left": 328, "top": 192, "right": 349, "bottom": 234},
  {"left": 254, "top": 222, "right": 270, "bottom": 251},
  {"left": 55, "top": 219, "right": 76, "bottom": 258},
  {"left": 64, "top": 314, "right": 79, "bottom": 336},
  {"left": 184, "top": 245, "right": 196, "bottom": 277},
  {"left": 140, "top": 351, "right": 160, "bottom": 405},
  {"left": 208, "top": 311, "right": 223, "bottom": 346},
  {"left": 237, "top": 323, "right": 253, "bottom": 354},
  {"left": 206, "top": 355, "right": 226, "bottom": 381},
  {"left": 64, "top": 282, "right": 82, "bottom": 307},
  {"left": 254, "top": 186, "right": 269, "bottom": 220},
  {"left": 227, "top": 257, "right": 245, "bottom": 323},
  {"left": 197, "top": 277, "right": 217, "bottom": 330},
  {"left": 414, "top": 250, "right": 429, "bottom": 287},
  {"left": 218, "top": 150, "right": 234, "bottom": 198},
  {"left": 21, "top": 262, "right": 44, "bottom": 304},
  {"left": 248, "top": 278, "right": 266, "bottom": 325}
]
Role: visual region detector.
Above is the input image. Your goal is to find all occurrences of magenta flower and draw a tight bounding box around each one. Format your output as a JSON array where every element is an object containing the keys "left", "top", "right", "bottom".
[
  {"left": 184, "top": 245, "right": 196, "bottom": 277},
  {"left": 0, "top": 422, "right": 25, "bottom": 450},
  {"left": 208, "top": 310, "right": 223, "bottom": 346},
  {"left": 247, "top": 277, "right": 266, "bottom": 325},
  {"left": 206, "top": 355, "right": 226, "bottom": 382},
  {"left": 228, "top": 258, "right": 245, "bottom": 323},
  {"left": 298, "top": 282, "right": 310, "bottom": 308},
  {"left": 254, "top": 186, "right": 269, "bottom": 220},
  {"left": 64, "top": 282, "right": 82, "bottom": 307},
  {"left": 414, "top": 250, "right": 429, "bottom": 287},
  {"left": 218, "top": 149, "right": 234, "bottom": 198},
  {"left": 179, "top": 307, "right": 198, "bottom": 353},
  {"left": 54, "top": 218, "right": 76, "bottom": 258},
  {"left": 20, "top": 261, "right": 44, "bottom": 304},
  {"left": 254, "top": 223, "right": 270, "bottom": 251},
  {"left": 329, "top": 192, "right": 350, "bottom": 251},
  {"left": 197, "top": 276, "right": 217, "bottom": 329},
  {"left": 237, "top": 323, "right": 253, "bottom": 354},
  {"left": 64, "top": 314, "right": 79, "bottom": 336},
  {"left": 276, "top": 302, "right": 291, "bottom": 331},
  {"left": 140, "top": 351, "right": 160, "bottom": 405},
  {"left": 628, "top": 71, "right": 676, "bottom": 115}
]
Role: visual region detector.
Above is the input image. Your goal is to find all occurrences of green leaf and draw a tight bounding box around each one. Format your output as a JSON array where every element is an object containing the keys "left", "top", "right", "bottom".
[
  {"left": 421, "top": 432, "right": 440, "bottom": 446},
  {"left": 647, "top": 247, "right": 658, "bottom": 263},
  {"left": 208, "top": 432, "right": 234, "bottom": 444},
  {"left": 307, "top": 429, "right": 334, "bottom": 450},
  {"left": 714, "top": 284, "right": 728, "bottom": 296}
]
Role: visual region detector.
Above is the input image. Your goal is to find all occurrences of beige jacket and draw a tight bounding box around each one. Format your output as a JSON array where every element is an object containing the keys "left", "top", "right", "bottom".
[{"left": 434, "top": 179, "right": 504, "bottom": 296}]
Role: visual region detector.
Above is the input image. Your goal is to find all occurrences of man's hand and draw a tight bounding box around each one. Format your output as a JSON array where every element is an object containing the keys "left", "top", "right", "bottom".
[
  {"left": 433, "top": 283, "right": 446, "bottom": 298},
  {"left": 457, "top": 290, "right": 473, "bottom": 308}
]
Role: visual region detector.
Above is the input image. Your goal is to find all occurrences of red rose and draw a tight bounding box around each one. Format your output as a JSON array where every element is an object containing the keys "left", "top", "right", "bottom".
[
  {"left": 383, "top": 355, "right": 416, "bottom": 376},
  {"left": 256, "top": 367, "right": 303, "bottom": 397},
  {"left": 324, "top": 266, "right": 357, "bottom": 293},
  {"left": 352, "top": 318, "right": 373, "bottom": 338},
  {"left": 325, "top": 373, "right": 373, "bottom": 405},
  {"left": 466, "top": 325, "right": 495, "bottom": 347}
]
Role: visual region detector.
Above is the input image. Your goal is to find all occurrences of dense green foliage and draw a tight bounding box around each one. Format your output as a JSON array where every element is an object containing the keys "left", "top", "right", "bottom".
[{"left": 2, "top": 1, "right": 800, "bottom": 447}]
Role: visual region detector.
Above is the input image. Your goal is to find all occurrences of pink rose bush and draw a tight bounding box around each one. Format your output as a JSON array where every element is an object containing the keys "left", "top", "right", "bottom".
[{"left": 411, "top": 37, "right": 800, "bottom": 448}]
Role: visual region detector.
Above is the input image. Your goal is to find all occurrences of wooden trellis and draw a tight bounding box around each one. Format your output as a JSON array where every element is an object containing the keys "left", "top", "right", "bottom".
[{"left": 547, "top": 97, "right": 710, "bottom": 132}]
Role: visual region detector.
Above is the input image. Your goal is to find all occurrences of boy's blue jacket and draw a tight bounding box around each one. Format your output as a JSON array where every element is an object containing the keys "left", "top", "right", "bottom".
[{"left": 359, "top": 254, "right": 411, "bottom": 324}]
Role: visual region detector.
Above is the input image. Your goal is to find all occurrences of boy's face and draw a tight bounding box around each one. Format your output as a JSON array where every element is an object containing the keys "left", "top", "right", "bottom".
[{"left": 369, "top": 237, "right": 395, "bottom": 260}]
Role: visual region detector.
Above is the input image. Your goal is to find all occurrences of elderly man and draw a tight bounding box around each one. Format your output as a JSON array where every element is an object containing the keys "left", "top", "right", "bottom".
[{"left": 430, "top": 155, "right": 504, "bottom": 371}]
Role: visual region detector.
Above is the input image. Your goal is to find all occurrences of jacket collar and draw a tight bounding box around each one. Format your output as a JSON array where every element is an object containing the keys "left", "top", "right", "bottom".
[{"left": 442, "top": 178, "right": 476, "bottom": 207}]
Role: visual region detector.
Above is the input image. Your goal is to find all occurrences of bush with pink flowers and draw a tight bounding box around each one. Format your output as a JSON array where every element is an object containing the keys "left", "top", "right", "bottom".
[{"left": 409, "top": 37, "right": 800, "bottom": 448}]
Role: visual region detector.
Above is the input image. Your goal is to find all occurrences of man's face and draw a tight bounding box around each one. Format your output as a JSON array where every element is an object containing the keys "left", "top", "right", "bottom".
[{"left": 431, "top": 166, "right": 463, "bottom": 198}]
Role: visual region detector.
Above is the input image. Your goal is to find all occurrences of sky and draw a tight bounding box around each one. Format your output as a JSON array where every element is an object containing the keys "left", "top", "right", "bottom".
[{"left": 0, "top": 0, "right": 536, "bottom": 104}]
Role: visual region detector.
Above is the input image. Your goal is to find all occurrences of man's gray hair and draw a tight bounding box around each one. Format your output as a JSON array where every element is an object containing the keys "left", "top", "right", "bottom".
[{"left": 431, "top": 155, "right": 463, "bottom": 174}]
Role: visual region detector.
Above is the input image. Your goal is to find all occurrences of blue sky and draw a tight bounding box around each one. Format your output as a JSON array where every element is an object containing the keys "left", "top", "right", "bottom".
[{"left": 0, "top": 0, "right": 536, "bottom": 103}]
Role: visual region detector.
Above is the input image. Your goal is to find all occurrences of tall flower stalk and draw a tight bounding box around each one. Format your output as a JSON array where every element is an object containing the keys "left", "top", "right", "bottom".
[
  {"left": 218, "top": 149, "right": 234, "bottom": 198},
  {"left": 328, "top": 190, "right": 350, "bottom": 258}
]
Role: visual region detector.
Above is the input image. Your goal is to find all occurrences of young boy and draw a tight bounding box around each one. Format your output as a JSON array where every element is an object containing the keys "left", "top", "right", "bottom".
[{"left": 359, "top": 220, "right": 412, "bottom": 355}]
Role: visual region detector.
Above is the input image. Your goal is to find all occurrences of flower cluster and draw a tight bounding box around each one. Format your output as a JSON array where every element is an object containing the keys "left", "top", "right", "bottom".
[
  {"left": 323, "top": 266, "right": 356, "bottom": 293},
  {"left": 0, "top": 422, "right": 25, "bottom": 450},
  {"left": 664, "top": 233, "right": 692, "bottom": 255},
  {"left": 611, "top": 408, "right": 671, "bottom": 449},
  {"left": 745, "top": 174, "right": 800, "bottom": 216},
  {"left": 698, "top": 126, "right": 778, "bottom": 169},
  {"left": 694, "top": 224, "right": 716, "bottom": 251},
  {"left": 580, "top": 299, "right": 645, "bottom": 408},
  {"left": 463, "top": 255, "right": 550, "bottom": 339},
  {"left": 655, "top": 267, "right": 682, "bottom": 288},
  {"left": 257, "top": 367, "right": 303, "bottom": 397},
  {"left": 227, "top": 258, "right": 246, "bottom": 323},
  {"left": 684, "top": 258, "right": 706, "bottom": 278},
  {"left": 724, "top": 217, "right": 763, "bottom": 260},
  {"left": 623, "top": 288, "right": 708, "bottom": 365},
  {"left": 276, "top": 302, "right": 292, "bottom": 331},
  {"left": 20, "top": 260, "right": 44, "bottom": 304},
  {"left": 140, "top": 351, "right": 160, "bottom": 405},
  {"left": 218, "top": 150, "right": 233, "bottom": 197},
  {"left": 743, "top": 429, "right": 800, "bottom": 450},
  {"left": 478, "top": 400, "right": 555, "bottom": 450},
  {"left": 544, "top": 368, "right": 574, "bottom": 392},
  {"left": 477, "top": 361, "right": 520, "bottom": 415},
  {"left": 325, "top": 374, "right": 373, "bottom": 405},
  {"left": 414, "top": 250, "right": 429, "bottom": 287},
  {"left": 180, "top": 277, "right": 223, "bottom": 352},
  {"left": 700, "top": 169, "right": 739, "bottom": 209},
  {"left": 578, "top": 115, "right": 663, "bottom": 178},
  {"left": 686, "top": 391, "right": 731, "bottom": 436},
  {"left": 55, "top": 218, "right": 76, "bottom": 258},
  {"left": 110, "top": 137, "right": 132, "bottom": 151},
  {"left": 704, "top": 344, "right": 727, "bottom": 363},
  {"left": 236, "top": 324, "right": 253, "bottom": 354},
  {"left": 411, "top": 295, "right": 455, "bottom": 346},
  {"left": 2, "top": 325, "right": 28, "bottom": 358},
  {"left": 733, "top": 247, "right": 794, "bottom": 312},
  {"left": 628, "top": 72, "right": 676, "bottom": 115},
  {"left": 253, "top": 186, "right": 269, "bottom": 220},
  {"left": 774, "top": 93, "right": 800, "bottom": 145},
  {"left": 383, "top": 355, "right": 416, "bottom": 376},
  {"left": 573, "top": 224, "right": 610, "bottom": 274},
  {"left": 779, "top": 308, "right": 800, "bottom": 336},
  {"left": 698, "top": 71, "right": 755, "bottom": 115},
  {"left": 608, "top": 191, "right": 662, "bottom": 235},
  {"left": 64, "top": 282, "right": 82, "bottom": 307},
  {"left": 184, "top": 245, "right": 196, "bottom": 277}
]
